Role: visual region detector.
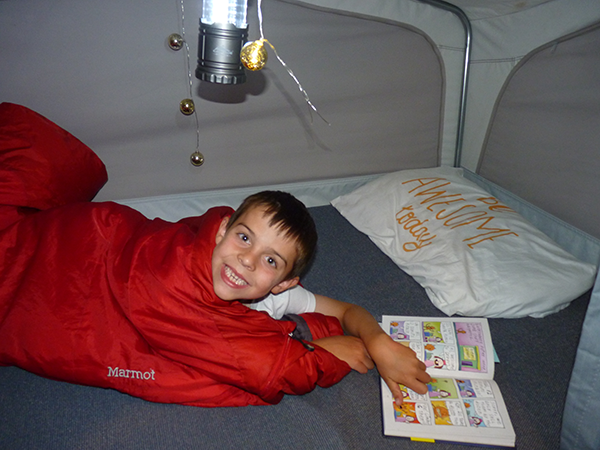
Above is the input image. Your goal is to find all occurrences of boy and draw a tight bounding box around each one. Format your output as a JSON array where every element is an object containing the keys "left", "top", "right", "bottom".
[
  {"left": 212, "top": 191, "right": 430, "bottom": 403},
  {"left": 0, "top": 102, "right": 428, "bottom": 407}
]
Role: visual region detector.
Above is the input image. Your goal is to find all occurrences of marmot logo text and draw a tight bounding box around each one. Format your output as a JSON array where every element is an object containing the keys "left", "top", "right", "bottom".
[{"left": 107, "top": 366, "right": 155, "bottom": 380}]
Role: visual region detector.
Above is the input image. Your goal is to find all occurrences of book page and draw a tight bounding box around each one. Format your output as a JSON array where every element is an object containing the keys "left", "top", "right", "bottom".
[
  {"left": 381, "top": 377, "right": 515, "bottom": 447},
  {"left": 382, "top": 315, "right": 495, "bottom": 380}
]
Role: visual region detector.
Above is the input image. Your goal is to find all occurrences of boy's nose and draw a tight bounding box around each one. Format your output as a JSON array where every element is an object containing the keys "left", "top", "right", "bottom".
[{"left": 238, "top": 251, "right": 256, "bottom": 270}]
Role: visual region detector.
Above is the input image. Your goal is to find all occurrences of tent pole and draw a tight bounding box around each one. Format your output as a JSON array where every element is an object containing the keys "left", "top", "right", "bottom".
[{"left": 417, "top": 0, "right": 471, "bottom": 168}]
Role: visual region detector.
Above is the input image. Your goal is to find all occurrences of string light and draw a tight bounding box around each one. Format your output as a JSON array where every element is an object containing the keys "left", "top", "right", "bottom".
[
  {"left": 174, "top": 0, "right": 204, "bottom": 166},
  {"left": 241, "top": 0, "right": 329, "bottom": 124}
]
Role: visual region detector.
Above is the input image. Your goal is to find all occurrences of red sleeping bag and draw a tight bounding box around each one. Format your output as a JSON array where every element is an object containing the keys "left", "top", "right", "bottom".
[{"left": 0, "top": 103, "right": 351, "bottom": 407}]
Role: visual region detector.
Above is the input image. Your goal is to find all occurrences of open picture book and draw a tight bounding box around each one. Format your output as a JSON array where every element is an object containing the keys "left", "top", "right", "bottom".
[{"left": 380, "top": 316, "right": 516, "bottom": 448}]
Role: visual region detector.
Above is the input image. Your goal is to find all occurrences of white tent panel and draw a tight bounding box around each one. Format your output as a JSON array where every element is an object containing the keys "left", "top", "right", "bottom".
[
  {"left": 460, "top": 0, "right": 600, "bottom": 169},
  {"left": 306, "top": 0, "right": 600, "bottom": 170},
  {"left": 298, "top": 0, "right": 468, "bottom": 166},
  {"left": 0, "top": 0, "right": 444, "bottom": 201}
]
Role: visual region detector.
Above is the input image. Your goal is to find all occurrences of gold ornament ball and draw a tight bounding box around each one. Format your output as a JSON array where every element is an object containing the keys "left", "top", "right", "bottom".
[
  {"left": 240, "top": 40, "right": 268, "bottom": 71},
  {"left": 168, "top": 33, "right": 184, "bottom": 51},
  {"left": 190, "top": 151, "right": 205, "bottom": 167},
  {"left": 180, "top": 99, "right": 195, "bottom": 115}
]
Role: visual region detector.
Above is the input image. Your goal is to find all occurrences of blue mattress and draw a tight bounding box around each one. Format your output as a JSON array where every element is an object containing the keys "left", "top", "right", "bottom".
[{"left": 0, "top": 205, "right": 590, "bottom": 449}]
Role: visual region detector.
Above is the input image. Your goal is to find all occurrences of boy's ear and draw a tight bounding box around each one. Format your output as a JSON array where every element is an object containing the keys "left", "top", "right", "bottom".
[
  {"left": 270, "top": 276, "right": 299, "bottom": 295},
  {"left": 215, "top": 216, "right": 230, "bottom": 244}
]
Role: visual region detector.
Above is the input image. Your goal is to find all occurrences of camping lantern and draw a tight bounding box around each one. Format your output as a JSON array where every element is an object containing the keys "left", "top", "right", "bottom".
[{"left": 196, "top": 0, "right": 249, "bottom": 84}]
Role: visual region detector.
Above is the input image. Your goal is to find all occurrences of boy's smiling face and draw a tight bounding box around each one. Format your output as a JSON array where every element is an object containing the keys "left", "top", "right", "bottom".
[{"left": 211, "top": 206, "right": 300, "bottom": 301}]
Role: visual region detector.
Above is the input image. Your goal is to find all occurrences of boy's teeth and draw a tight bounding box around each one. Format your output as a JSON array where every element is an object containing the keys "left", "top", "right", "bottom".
[{"left": 225, "top": 266, "right": 247, "bottom": 286}]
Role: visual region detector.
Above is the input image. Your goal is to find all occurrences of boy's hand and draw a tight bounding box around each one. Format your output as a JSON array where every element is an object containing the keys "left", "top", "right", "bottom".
[
  {"left": 366, "top": 333, "right": 430, "bottom": 403},
  {"left": 312, "top": 335, "right": 374, "bottom": 374},
  {"left": 313, "top": 294, "right": 431, "bottom": 403}
]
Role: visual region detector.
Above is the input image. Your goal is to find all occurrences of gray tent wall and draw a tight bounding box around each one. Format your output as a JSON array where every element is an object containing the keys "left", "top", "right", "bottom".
[
  {"left": 476, "top": 21, "right": 600, "bottom": 263},
  {"left": 0, "top": 0, "right": 446, "bottom": 202},
  {"left": 300, "top": 0, "right": 600, "bottom": 170},
  {"left": 1, "top": 0, "right": 599, "bottom": 204}
]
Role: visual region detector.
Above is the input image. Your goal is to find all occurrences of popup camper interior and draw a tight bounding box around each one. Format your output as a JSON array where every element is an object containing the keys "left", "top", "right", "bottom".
[{"left": 1, "top": 1, "right": 600, "bottom": 449}]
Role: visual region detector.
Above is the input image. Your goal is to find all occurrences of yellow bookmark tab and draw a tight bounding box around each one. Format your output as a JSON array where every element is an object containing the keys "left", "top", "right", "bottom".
[{"left": 411, "top": 437, "right": 436, "bottom": 443}]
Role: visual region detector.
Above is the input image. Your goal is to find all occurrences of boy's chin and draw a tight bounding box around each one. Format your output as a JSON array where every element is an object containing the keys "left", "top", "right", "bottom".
[
  {"left": 213, "top": 287, "right": 240, "bottom": 302},
  {"left": 213, "top": 283, "right": 269, "bottom": 303}
]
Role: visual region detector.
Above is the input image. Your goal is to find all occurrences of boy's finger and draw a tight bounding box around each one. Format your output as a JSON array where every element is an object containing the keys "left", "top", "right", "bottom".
[
  {"left": 357, "top": 355, "right": 375, "bottom": 373},
  {"left": 386, "top": 379, "right": 404, "bottom": 404},
  {"left": 409, "top": 380, "right": 429, "bottom": 395},
  {"left": 364, "top": 354, "right": 375, "bottom": 370}
]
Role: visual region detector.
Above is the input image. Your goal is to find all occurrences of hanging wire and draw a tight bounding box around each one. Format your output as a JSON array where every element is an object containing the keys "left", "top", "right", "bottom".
[
  {"left": 179, "top": 0, "right": 201, "bottom": 153},
  {"left": 258, "top": 0, "right": 265, "bottom": 39},
  {"left": 256, "top": 0, "right": 329, "bottom": 125}
]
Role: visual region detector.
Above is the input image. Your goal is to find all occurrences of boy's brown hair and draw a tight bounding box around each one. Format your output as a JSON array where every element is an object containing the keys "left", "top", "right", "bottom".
[{"left": 227, "top": 191, "right": 317, "bottom": 279}]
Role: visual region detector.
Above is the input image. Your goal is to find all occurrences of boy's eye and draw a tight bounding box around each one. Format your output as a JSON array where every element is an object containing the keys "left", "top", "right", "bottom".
[
  {"left": 266, "top": 257, "right": 277, "bottom": 267},
  {"left": 237, "top": 233, "right": 249, "bottom": 243}
]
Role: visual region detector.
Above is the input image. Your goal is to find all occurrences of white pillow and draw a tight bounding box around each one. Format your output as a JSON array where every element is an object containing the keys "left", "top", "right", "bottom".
[{"left": 331, "top": 167, "right": 597, "bottom": 318}]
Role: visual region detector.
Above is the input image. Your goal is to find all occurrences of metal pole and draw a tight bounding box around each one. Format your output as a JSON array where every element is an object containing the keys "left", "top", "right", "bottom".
[{"left": 417, "top": 0, "right": 471, "bottom": 167}]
